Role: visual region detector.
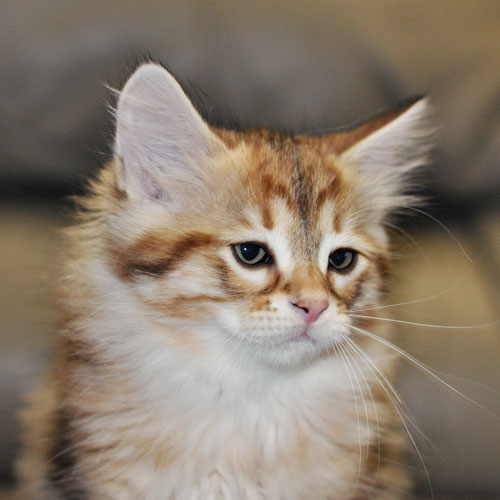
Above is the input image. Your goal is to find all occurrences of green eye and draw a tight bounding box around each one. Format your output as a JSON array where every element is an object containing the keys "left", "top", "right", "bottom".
[
  {"left": 233, "top": 242, "right": 272, "bottom": 266},
  {"left": 329, "top": 248, "right": 357, "bottom": 272}
]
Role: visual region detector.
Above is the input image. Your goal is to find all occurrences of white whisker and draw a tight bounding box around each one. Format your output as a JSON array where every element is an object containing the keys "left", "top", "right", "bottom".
[
  {"left": 349, "top": 314, "right": 500, "bottom": 330},
  {"left": 346, "top": 255, "right": 482, "bottom": 313},
  {"left": 342, "top": 336, "right": 440, "bottom": 457},
  {"left": 341, "top": 338, "right": 378, "bottom": 458},
  {"left": 336, "top": 343, "right": 363, "bottom": 483},
  {"left": 341, "top": 338, "right": 382, "bottom": 492},
  {"left": 347, "top": 324, "right": 500, "bottom": 422},
  {"left": 341, "top": 336, "right": 434, "bottom": 498},
  {"left": 403, "top": 206, "right": 473, "bottom": 263},
  {"left": 339, "top": 343, "right": 371, "bottom": 456}
]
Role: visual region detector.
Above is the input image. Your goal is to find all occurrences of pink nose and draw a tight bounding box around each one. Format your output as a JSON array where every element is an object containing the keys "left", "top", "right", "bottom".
[{"left": 291, "top": 299, "right": 328, "bottom": 324}]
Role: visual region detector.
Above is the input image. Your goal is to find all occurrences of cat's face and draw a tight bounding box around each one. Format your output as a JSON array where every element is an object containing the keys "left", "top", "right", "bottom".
[
  {"left": 115, "top": 138, "right": 388, "bottom": 368},
  {"left": 211, "top": 146, "right": 393, "bottom": 368},
  {"left": 109, "top": 64, "right": 431, "bottom": 370}
]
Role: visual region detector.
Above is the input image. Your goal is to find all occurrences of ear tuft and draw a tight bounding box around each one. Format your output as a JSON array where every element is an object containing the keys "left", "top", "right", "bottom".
[
  {"left": 114, "top": 63, "right": 222, "bottom": 204},
  {"left": 338, "top": 98, "right": 434, "bottom": 215}
]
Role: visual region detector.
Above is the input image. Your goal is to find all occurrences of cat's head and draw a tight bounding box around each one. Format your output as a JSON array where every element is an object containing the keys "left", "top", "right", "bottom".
[{"left": 105, "top": 63, "right": 431, "bottom": 369}]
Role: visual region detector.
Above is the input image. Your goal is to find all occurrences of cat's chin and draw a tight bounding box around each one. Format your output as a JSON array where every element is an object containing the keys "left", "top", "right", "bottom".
[
  {"left": 219, "top": 322, "right": 350, "bottom": 370},
  {"left": 240, "top": 332, "right": 340, "bottom": 370},
  {"left": 262, "top": 338, "right": 323, "bottom": 368}
]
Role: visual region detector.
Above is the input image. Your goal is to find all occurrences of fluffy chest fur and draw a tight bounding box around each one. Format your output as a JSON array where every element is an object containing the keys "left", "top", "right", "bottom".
[{"left": 62, "top": 326, "right": 390, "bottom": 500}]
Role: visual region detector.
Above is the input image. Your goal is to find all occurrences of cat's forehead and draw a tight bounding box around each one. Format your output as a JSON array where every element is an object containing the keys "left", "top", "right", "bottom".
[{"left": 217, "top": 130, "right": 354, "bottom": 253}]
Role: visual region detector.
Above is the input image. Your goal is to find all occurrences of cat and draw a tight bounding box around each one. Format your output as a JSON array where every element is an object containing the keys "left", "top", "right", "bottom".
[{"left": 17, "top": 62, "right": 432, "bottom": 499}]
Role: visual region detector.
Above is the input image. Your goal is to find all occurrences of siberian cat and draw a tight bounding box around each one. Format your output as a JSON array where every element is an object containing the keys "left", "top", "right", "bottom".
[{"left": 18, "top": 63, "right": 432, "bottom": 499}]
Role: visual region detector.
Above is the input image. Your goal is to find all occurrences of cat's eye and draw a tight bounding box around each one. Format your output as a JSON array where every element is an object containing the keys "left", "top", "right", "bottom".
[
  {"left": 233, "top": 242, "right": 272, "bottom": 266},
  {"left": 328, "top": 248, "right": 357, "bottom": 272}
]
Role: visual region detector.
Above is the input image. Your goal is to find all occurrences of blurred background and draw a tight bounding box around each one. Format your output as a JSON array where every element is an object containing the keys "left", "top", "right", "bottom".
[{"left": 0, "top": 1, "right": 499, "bottom": 498}]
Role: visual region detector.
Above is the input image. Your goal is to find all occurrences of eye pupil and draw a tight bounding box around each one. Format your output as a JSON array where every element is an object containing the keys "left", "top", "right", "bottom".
[
  {"left": 240, "top": 244, "right": 261, "bottom": 261},
  {"left": 329, "top": 249, "right": 356, "bottom": 271}
]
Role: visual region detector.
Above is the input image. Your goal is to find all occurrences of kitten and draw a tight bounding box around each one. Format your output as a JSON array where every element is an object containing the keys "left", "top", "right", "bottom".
[{"left": 18, "top": 63, "right": 432, "bottom": 499}]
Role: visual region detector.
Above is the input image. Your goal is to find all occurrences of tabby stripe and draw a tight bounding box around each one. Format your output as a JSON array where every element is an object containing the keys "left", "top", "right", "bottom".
[{"left": 118, "top": 231, "right": 218, "bottom": 280}]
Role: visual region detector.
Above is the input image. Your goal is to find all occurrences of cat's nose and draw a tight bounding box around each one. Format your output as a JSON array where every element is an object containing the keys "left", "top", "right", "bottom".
[{"left": 291, "top": 299, "right": 328, "bottom": 324}]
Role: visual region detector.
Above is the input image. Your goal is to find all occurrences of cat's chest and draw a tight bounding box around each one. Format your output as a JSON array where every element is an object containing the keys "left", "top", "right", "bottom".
[{"left": 93, "top": 389, "right": 365, "bottom": 500}]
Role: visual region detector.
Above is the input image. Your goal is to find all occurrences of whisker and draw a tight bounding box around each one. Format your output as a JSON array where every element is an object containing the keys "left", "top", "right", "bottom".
[
  {"left": 341, "top": 339, "right": 378, "bottom": 458},
  {"left": 342, "top": 336, "right": 440, "bottom": 457},
  {"left": 347, "top": 324, "right": 500, "bottom": 422},
  {"left": 345, "top": 255, "right": 482, "bottom": 313},
  {"left": 336, "top": 343, "right": 363, "bottom": 483},
  {"left": 342, "top": 338, "right": 402, "bottom": 406},
  {"left": 341, "top": 338, "right": 382, "bottom": 492},
  {"left": 298, "top": 123, "right": 353, "bottom": 135},
  {"left": 340, "top": 342, "right": 371, "bottom": 458},
  {"left": 393, "top": 398, "right": 434, "bottom": 499},
  {"left": 341, "top": 336, "right": 434, "bottom": 498},
  {"left": 403, "top": 206, "right": 473, "bottom": 263},
  {"left": 383, "top": 221, "right": 431, "bottom": 266},
  {"left": 349, "top": 314, "right": 500, "bottom": 330},
  {"left": 349, "top": 215, "right": 431, "bottom": 265},
  {"left": 352, "top": 204, "right": 473, "bottom": 264}
]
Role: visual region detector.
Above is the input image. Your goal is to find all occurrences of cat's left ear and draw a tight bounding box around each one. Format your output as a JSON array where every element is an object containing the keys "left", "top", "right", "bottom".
[{"left": 333, "top": 98, "right": 434, "bottom": 215}]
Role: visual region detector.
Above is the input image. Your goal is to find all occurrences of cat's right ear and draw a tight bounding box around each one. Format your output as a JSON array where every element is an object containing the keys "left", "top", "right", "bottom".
[{"left": 113, "top": 63, "right": 225, "bottom": 205}]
